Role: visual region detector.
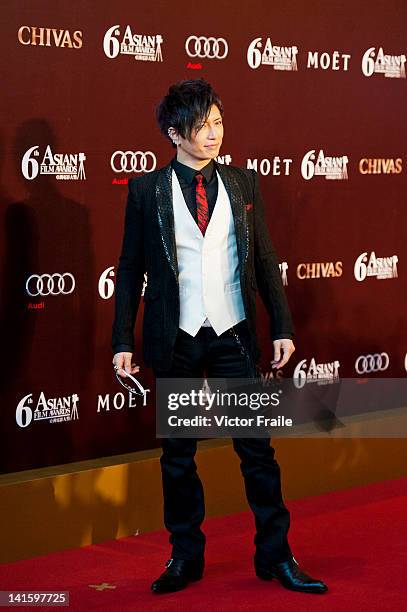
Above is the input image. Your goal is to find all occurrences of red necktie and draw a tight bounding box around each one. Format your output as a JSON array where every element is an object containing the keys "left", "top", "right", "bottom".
[{"left": 194, "top": 173, "right": 209, "bottom": 236}]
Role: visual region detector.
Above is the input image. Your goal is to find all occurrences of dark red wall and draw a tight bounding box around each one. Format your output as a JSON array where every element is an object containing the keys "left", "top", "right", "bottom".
[{"left": 1, "top": 0, "right": 405, "bottom": 472}]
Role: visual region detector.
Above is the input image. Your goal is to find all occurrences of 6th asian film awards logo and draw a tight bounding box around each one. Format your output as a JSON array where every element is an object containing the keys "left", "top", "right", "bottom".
[
  {"left": 361, "top": 46, "right": 406, "bottom": 78},
  {"left": 301, "top": 149, "right": 349, "bottom": 180},
  {"left": 21, "top": 145, "right": 86, "bottom": 180},
  {"left": 16, "top": 392, "right": 79, "bottom": 428},
  {"left": 103, "top": 25, "right": 163, "bottom": 62},
  {"left": 247, "top": 37, "right": 298, "bottom": 70},
  {"left": 293, "top": 358, "right": 341, "bottom": 389},
  {"left": 354, "top": 251, "right": 398, "bottom": 281}
]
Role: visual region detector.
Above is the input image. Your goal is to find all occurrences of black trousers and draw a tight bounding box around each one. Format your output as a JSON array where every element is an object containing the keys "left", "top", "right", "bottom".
[{"left": 154, "top": 320, "right": 292, "bottom": 564}]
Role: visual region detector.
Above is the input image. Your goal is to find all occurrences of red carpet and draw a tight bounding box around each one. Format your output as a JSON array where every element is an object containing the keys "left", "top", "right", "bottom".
[{"left": 1, "top": 477, "right": 406, "bottom": 610}]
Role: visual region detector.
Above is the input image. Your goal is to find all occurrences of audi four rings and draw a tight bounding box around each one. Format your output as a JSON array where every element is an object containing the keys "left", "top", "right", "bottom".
[
  {"left": 185, "top": 36, "right": 228, "bottom": 59},
  {"left": 355, "top": 353, "right": 389, "bottom": 374},
  {"left": 26, "top": 273, "right": 75, "bottom": 297},
  {"left": 110, "top": 151, "right": 157, "bottom": 173}
]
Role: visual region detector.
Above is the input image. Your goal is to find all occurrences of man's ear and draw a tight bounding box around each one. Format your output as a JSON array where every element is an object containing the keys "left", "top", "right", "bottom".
[{"left": 167, "top": 127, "right": 178, "bottom": 144}]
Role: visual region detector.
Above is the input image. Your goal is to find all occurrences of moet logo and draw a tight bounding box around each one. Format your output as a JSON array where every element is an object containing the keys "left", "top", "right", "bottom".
[
  {"left": 97, "top": 390, "right": 150, "bottom": 412},
  {"left": 247, "top": 157, "right": 293, "bottom": 176}
]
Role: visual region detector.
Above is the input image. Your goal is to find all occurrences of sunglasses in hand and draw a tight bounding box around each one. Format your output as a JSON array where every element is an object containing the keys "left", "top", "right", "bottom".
[{"left": 114, "top": 365, "right": 147, "bottom": 396}]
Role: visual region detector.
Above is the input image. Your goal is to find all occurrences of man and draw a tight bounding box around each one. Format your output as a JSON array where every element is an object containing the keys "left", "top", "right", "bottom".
[{"left": 112, "top": 80, "right": 327, "bottom": 595}]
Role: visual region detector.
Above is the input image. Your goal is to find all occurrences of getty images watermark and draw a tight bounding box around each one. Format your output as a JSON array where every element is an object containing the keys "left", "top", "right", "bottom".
[
  {"left": 167, "top": 384, "right": 289, "bottom": 425},
  {"left": 155, "top": 377, "right": 407, "bottom": 438},
  {"left": 157, "top": 377, "right": 288, "bottom": 437}
]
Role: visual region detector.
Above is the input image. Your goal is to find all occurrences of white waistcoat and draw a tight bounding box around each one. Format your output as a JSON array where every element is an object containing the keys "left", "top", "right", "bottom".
[{"left": 172, "top": 169, "right": 246, "bottom": 336}]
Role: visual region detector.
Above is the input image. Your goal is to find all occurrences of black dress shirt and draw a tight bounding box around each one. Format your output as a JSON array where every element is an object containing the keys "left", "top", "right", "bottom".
[{"left": 171, "top": 157, "right": 218, "bottom": 223}]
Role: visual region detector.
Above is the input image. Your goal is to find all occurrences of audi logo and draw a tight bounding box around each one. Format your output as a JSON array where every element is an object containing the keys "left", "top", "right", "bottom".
[
  {"left": 26, "top": 273, "right": 75, "bottom": 297},
  {"left": 355, "top": 353, "right": 389, "bottom": 374},
  {"left": 111, "top": 151, "right": 157, "bottom": 173},
  {"left": 185, "top": 36, "right": 228, "bottom": 59}
]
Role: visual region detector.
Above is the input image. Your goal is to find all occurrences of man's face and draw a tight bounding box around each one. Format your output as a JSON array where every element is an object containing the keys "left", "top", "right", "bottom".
[{"left": 176, "top": 104, "right": 224, "bottom": 163}]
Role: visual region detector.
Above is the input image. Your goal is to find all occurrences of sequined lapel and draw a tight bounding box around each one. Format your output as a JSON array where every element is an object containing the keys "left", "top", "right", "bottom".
[
  {"left": 155, "top": 164, "right": 178, "bottom": 280},
  {"left": 215, "top": 163, "right": 249, "bottom": 272}
]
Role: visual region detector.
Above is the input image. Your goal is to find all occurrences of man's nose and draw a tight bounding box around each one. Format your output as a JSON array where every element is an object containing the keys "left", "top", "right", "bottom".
[{"left": 208, "top": 125, "right": 217, "bottom": 139}]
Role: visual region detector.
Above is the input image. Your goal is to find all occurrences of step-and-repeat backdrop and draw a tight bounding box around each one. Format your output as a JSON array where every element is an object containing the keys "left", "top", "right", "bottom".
[{"left": 1, "top": 1, "right": 405, "bottom": 473}]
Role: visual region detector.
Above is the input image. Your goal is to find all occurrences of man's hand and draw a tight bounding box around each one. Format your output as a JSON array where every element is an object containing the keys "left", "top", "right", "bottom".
[
  {"left": 270, "top": 339, "right": 295, "bottom": 369},
  {"left": 112, "top": 352, "right": 140, "bottom": 378}
]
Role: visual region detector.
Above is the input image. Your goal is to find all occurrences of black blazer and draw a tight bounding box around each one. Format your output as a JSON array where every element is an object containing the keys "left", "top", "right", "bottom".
[{"left": 112, "top": 161, "right": 294, "bottom": 370}]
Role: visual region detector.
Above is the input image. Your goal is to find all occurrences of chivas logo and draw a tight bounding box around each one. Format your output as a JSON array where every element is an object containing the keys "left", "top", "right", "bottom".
[
  {"left": 359, "top": 158, "right": 402, "bottom": 174},
  {"left": 18, "top": 26, "right": 83, "bottom": 48},
  {"left": 297, "top": 262, "right": 342, "bottom": 279}
]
